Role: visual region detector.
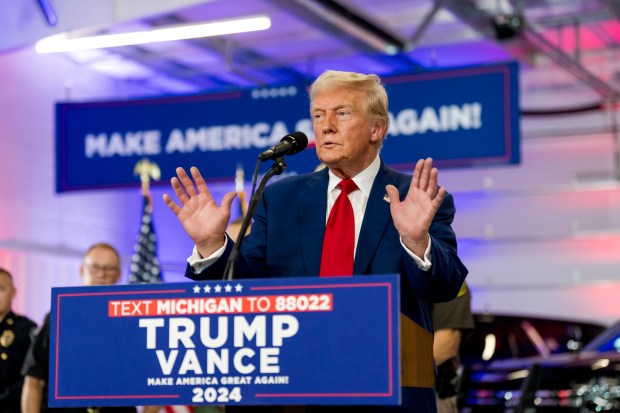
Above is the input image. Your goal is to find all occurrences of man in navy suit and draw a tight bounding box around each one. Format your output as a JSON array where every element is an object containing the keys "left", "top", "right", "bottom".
[{"left": 164, "top": 70, "right": 468, "bottom": 413}]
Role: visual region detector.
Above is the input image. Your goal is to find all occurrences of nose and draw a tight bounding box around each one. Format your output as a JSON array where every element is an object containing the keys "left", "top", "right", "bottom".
[{"left": 321, "top": 112, "right": 336, "bottom": 134}]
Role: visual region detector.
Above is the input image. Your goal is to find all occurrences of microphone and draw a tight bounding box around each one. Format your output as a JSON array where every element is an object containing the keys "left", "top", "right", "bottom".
[{"left": 258, "top": 131, "right": 308, "bottom": 161}]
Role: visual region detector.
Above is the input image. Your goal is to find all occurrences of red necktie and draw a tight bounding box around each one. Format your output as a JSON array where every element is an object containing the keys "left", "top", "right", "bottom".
[{"left": 320, "top": 178, "right": 358, "bottom": 277}]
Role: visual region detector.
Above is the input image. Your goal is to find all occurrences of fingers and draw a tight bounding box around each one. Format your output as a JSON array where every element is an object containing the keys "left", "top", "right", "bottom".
[
  {"left": 411, "top": 159, "right": 424, "bottom": 188},
  {"left": 433, "top": 187, "right": 446, "bottom": 207},
  {"left": 427, "top": 166, "right": 439, "bottom": 196},
  {"left": 162, "top": 193, "right": 181, "bottom": 215},
  {"left": 170, "top": 176, "right": 189, "bottom": 205},
  {"left": 411, "top": 158, "right": 441, "bottom": 195},
  {"left": 177, "top": 167, "right": 197, "bottom": 197},
  {"left": 170, "top": 166, "right": 214, "bottom": 205},
  {"left": 417, "top": 158, "right": 433, "bottom": 191},
  {"left": 190, "top": 166, "right": 213, "bottom": 201},
  {"left": 221, "top": 191, "right": 238, "bottom": 213},
  {"left": 385, "top": 185, "right": 400, "bottom": 204},
  {"left": 170, "top": 167, "right": 192, "bottom": 205}
]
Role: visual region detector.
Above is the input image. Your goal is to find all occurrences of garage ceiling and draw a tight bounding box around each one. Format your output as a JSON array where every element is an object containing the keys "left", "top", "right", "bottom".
[{"left": 17, "top": 0, "right": 620, "bottom": 107}]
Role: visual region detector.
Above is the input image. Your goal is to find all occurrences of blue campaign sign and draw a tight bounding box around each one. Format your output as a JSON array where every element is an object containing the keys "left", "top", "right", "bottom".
[
  {"left": 48, "top": 275, "right": 400, "bottom": 407},
  {"left": 383, "top": 63, "right": 519, "bottom": 168},
  {"left": 56, "top": 62, "right": 520, "bottom": 192}
]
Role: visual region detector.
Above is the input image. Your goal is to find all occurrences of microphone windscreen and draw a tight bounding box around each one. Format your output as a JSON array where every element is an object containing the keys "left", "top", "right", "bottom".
[{"left": 284, "top": 131, "right": 308, "bottom": 155}]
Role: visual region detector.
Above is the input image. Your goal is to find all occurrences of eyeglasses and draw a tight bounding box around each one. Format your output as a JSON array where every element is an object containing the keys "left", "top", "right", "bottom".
[{"left": 84, "top": 264, "right": 120, "bottom": 274}]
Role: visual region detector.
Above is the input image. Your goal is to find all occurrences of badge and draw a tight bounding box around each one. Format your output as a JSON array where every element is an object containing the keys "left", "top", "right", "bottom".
[{"left": 0, "top": 330, "right": 15, "bottom": 347}]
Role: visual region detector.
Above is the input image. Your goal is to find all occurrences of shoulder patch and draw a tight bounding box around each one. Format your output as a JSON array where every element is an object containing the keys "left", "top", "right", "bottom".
[{"left": 457, "top": 282, "right": 468, "bottom": 298}]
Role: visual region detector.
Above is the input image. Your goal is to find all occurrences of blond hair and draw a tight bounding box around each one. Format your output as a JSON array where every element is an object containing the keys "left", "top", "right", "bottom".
[{"left": 308, "top": 70, "right": 389, "bottom": 137}]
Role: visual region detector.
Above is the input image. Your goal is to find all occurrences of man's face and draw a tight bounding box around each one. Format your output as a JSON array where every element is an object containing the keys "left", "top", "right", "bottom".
[
  {"left": 80, "top": 247, "right": 121, "bottom": 286},
  {"left": 0, "top": 273, "right": 15, "bottom": 316},
  {"left": 311, "top": 87, "right": 384, "bottom": 177}
]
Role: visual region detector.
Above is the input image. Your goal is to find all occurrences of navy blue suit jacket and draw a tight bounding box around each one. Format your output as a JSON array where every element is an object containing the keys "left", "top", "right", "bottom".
[{"left": 186, "top": 160, "right": 468, "bottom": 412}]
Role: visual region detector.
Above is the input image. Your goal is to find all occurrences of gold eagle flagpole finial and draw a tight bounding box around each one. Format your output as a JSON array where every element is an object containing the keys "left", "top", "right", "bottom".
[{"left": 134, "top": 158, "right": 161, "bottom": 206}]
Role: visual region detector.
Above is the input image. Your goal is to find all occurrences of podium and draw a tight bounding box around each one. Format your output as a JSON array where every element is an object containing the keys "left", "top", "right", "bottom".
[{"left": 48, "top": 274, "right": 429, "bottom": 409}]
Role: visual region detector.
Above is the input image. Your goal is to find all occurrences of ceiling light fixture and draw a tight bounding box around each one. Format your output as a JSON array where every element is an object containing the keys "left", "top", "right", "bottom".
[{"left": 35, "top": 15, "right": 271, "bottom": 54}]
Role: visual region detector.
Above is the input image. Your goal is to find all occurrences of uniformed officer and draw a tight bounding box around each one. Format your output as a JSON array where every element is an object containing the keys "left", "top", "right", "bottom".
[
  {"left": 0, "top": 268, "right": 37, "bottom": 413},
  {"left": 432, "top": 282, "right": 475, "bottom": 413}
]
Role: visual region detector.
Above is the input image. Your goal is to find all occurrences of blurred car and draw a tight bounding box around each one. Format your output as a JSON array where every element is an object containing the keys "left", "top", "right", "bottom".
[
  {"left": 461, "top": 314, "right": 607, "bottom": 367},
  {"left": 459, "top": 320, "right": 620, "bottom": 412}
]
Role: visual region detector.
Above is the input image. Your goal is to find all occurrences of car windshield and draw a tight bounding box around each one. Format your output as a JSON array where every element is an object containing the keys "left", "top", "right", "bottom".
[
  {"left": 581, "top": 320, "right": 620, "bottom": 353},
  {"left": 461, "top": 314, "right": 607, "bottom": 365}
]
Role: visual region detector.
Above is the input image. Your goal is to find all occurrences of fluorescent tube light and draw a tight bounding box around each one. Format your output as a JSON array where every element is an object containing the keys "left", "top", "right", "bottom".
[{"left": 36, "top": 15, "right": 271, "bottom": 53}]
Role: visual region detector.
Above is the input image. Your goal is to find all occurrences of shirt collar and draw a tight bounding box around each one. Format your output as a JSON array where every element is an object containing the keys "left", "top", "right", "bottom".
[{"left": 327, "top": 155, "right": 381, "bottom": 197}]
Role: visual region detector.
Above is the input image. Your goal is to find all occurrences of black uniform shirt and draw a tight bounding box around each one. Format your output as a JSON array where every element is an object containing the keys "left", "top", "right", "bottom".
[
  {"left": 22, "top": 314, "right": 137, "bottom": 413},
  {"left": 0, "top": 311, "right": 37, "bottom": 413},
  {"left": 431, "top": 283, "right": 475, "bottom": 399}
]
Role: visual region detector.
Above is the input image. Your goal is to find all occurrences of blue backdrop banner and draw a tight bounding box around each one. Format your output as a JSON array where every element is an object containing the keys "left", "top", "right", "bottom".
[
  {"left": 56, "top": 62, "right": 520, "bottom": 192},
  {"left": 49, "top": 275, "right": 401, "bottom": 407}
]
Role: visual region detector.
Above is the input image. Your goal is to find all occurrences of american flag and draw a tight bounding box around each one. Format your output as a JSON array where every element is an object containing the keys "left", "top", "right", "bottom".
[{"left": 129, "top": 195, "right": 163, "bottom": 284}]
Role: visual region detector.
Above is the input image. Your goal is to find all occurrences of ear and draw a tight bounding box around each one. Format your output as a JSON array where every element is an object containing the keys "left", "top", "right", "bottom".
[{"left": 369, "top": 120, "right": 387, "bottom": 144}]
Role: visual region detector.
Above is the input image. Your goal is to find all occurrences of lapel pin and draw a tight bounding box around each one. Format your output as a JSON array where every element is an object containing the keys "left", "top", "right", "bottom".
[{"left": 383, "top": 194, "right": 390, "bottom": 203}]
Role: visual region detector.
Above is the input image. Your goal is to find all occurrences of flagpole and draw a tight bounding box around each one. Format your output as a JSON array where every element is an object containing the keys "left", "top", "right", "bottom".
[
  {"left": 130, "top": 158, "right": 163, "bottom": 284},
  {"left": 235, "top": 164, "right": 248, "bottom": 217}
]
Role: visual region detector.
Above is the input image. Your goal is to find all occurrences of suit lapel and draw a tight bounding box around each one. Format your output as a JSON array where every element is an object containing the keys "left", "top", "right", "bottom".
[
  {"left": 354, "top": 162, "right": 396, "bottom": 274},
  {"left": 299, "top": 170, "right": 329, "bottom": 276}
]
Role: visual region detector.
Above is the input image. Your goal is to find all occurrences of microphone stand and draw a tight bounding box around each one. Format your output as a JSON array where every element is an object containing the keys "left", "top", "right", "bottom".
[{"left": 223, "top": 155, "right": 287, "bottom": 280}]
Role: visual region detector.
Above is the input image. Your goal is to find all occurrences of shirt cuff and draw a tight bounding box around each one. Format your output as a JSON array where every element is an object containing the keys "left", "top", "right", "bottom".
[
  {"left": 187, "top": 238, "right": 228, "bottom": 274},
  {"left": 400, "top": 236, "right": 432, "bottom": 271}
]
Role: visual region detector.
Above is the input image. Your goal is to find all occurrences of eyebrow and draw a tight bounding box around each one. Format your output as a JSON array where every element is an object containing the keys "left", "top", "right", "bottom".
[{"left": 311, "top": 103, "right": 354, "bottom": 112}]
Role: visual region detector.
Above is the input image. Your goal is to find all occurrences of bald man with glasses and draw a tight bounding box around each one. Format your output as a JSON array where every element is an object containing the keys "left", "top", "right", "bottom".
[{"left": 21, "top": 243, "right": 135, "bottom": 413}]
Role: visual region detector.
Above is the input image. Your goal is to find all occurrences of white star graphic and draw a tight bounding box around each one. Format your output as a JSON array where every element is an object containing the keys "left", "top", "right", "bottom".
[
  {"left": 235, "top": 284, "right": 243, "bottom": 292},
  {"left": 224, "top": 284, "right": 233, "bottom": 292},
  {"left": 214, "top": 284, "right": 222, "bottom": 293},
  {"left": 193, "top": 285, "right": 201, "bottom": 294},
  {"left": 203, "top": 284, "right": 211, "bottom": 293}
]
